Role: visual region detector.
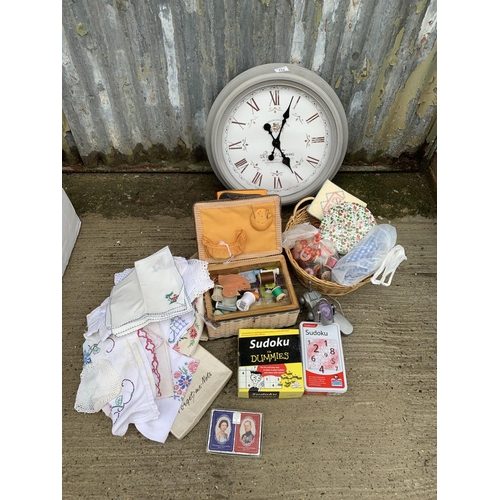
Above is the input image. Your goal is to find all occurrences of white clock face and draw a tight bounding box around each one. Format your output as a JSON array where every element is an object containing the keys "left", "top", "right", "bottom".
[
  {"left": 221, "top": 85, "right": 332, "bottom": 198},
  {"left": 206, "top": 64, "right": 348, "bottom": 205}
]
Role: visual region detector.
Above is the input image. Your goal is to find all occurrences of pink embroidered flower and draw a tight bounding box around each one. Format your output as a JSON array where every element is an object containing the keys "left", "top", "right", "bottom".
[
  {"left": 173, "top": 371, "right": 182, "bottom": 379},
  {"left": 188, "top": 360, "right": 199, "bottom": 373},
  {"left": 189, "top": 326, "right": 198, "bottom": 339}
]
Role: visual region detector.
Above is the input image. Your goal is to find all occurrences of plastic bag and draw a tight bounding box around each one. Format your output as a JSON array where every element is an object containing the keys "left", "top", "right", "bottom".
[
  {"left": 282, "top": 223, "right": 318, "bottom": 249},
  {"left": 330, "top": 224, "right": 397, "bottom": 286},
  {"left": 282, "top": 223, "right": 339, "bottom": 280}
]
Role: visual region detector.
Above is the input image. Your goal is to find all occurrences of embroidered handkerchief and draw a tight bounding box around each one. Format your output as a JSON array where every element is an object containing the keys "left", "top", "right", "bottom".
[
  {"left": 137, "top": 323, "right": 174, "bottom": 399},
  {"left": 135, "top": 346, "right": 200, "bottom": 443},
  {"left": 173, "top": 295, "right": 205, "bottom": 356},
  {"left": 106, "top": 246, "right": 192, "bottom": 337}
]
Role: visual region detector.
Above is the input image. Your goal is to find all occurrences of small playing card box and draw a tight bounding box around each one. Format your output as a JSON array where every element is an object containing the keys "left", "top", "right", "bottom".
[
  {"left": 299, "top": 321, "right": 347, "bottom": 395},
  {"left": 206, "top": 409, "right": 263, "bottom": 457},
  {"left": 238, "top": 328, "right": 304, "bottom": 399},
  {"left": 193, "top": 195, "right": 300, "bottom": 339}
]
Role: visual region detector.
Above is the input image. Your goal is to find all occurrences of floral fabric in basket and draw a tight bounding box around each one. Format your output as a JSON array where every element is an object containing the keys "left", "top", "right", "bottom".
[{"left": 319, "top": 202, "right": 376, "bottom": 254}]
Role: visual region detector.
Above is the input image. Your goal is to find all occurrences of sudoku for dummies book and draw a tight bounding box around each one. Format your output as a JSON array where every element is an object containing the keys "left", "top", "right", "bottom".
[{"left": 237, "top": 328, "right": 304, "bottom": 399}]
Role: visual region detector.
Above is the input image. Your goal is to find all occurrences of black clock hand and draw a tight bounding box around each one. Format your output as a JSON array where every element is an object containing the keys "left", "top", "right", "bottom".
[
  {"left": 275, "top": 97, "right": 294, "bottom": 143},
  {"left": 263, "top": 124, "right": 292, "bottom": 171},
  {"left": 271, "top": 97, "right": 294, "bottom": 168},
  {"left": 263, "top": 123, "right": 279, "bottom": 159},
  {"left": 263, "top": 97, "right": 294, "bottom": 169},
  {"left": 265, "top": 97, "right": 293, "bottom": 157}
]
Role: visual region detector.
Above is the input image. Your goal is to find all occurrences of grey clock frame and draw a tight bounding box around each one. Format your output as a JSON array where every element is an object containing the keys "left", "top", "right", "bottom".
[{"left": 205, "top": 63, "right": 349, "bottom": 205}]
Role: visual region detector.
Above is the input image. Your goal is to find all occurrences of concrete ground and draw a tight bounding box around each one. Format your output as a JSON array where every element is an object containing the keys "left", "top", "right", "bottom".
[{"left": 62, "top": 170, "right": 437, "bottom": 499}]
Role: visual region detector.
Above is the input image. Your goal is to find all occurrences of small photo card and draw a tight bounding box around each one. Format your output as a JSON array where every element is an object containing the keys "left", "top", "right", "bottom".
[{"left": 206, "top": 409, "right": 263, "bottom": 457}]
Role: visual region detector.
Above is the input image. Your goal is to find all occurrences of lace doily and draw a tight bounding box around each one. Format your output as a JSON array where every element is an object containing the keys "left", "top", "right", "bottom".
[
  {"left": 185, "top": 258, "right": 214, "bottom": 299},
  {"left": 74, "top": 359, "right": 121, "bottom": 413}
]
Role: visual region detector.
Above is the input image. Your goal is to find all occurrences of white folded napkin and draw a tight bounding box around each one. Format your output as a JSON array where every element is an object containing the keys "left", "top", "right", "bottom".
[{"left": 105, "top": 246, "right": 192, "bottom": 337}]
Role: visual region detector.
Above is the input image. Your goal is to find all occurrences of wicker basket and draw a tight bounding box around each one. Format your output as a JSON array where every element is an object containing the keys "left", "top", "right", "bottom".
[
  {"left": 284, "top": 197, "right": 372, "bottom": 296},
  {"left": 194, "top": 195, "right": 300, "bottom": 340}
]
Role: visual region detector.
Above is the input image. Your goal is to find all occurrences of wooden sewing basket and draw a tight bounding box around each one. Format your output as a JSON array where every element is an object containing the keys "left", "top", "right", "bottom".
[{"left": 193, "top": 195, "right": 300, "bottom": 339}]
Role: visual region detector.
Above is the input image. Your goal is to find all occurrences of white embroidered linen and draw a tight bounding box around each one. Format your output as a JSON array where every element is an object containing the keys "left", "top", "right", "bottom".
[
  {"left": 74, "top": 359, "right": 121, "bottom": 413},
  {"left": 137, "top": 323, "right": 174, "bottom": 399},
  {"left": 173, "top": 257, "right": 214, "bottom": 303},
  {"left": 85, "top": 297, "right": 111, "bottom": 342},
  {"left": 74, "top": 246, "right": 221, "bottom": 442},
  {"left": 76, "top": 303, "right": 200, "bottom": 441},
  {"left": 172, "top": 295, "right": 206, "bottom": 356},
  {"left": 78, "top": 330, "right": 160, "bottom": 436},
  {"left": 105, "top": 246, "right": 192, "bottom": 337},
  {"left": 135, "top": 347, "right": 200, "bottom": 443},
  {"left": 113, "top": 257, "right": 213, "bottom": 303}
]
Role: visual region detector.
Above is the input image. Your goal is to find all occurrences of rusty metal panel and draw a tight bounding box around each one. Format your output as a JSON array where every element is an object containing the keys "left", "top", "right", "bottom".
[{"left": 62, "top": 0, "right": 437, "bottom": 168}]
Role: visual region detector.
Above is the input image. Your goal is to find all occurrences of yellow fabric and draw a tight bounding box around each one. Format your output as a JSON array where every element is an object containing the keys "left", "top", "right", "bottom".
[
  {"left": 203, "top": 229, "right": 246, "bottom": 259},
  {"left": 198, "top": 201, "right": 278, "bottom": 259}
]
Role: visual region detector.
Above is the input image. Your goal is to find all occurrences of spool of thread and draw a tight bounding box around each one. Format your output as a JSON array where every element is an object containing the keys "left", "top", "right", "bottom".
[
  {"left": 236, "top": 290, "right": 259, "bottom": 311},
  {"left": 271, "top": 286, "right": 286, "bottom": 302},
  {"left": 324, "top": 256, "right": 338, "bottom": 269},
  {"left": 215, "top": 301, "right": 237, "bottom": 312},
  {"left": 221, "top": 295, "right": 238, "bottom": 306},
  {"left": 211, "top": 285, "right": 224, "bottom": 302},
  {"left": 259, "top": 270, "right": 275, "bottom": 286},
  {"left": 260, "top": 267, "right": 279, "bottom": 278}
]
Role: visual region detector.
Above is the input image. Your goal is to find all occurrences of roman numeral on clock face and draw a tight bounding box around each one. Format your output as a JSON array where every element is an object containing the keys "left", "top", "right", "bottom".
[
  {"left": 306, "top": 113, "right": 319, "bottom": 123},
  {"left": 231, "top": 120, "right": 246, "bottom": 129},
  {"left": 306, "top": 156, "right": 320, "bottom": 166},
  {"left": 252, "top": 171, "right": 263, "bottom": 186},
  {"left": 269, "top": 90, "right": 280, "bottom": 106},
  {"left": 234, "top": 158, "right": 249, "bottom": 172},
  {"left": 273, "top": 176, "right": 283, "bottom": 189},
  {"left": 246, "top": 98, "right": 260, "bottom": 112},
  {"left": 229, "top": 141, "right": 243, "bottom": 149},
  {"left": 312, "top": 136, "right": 325, "bottom": 143}
]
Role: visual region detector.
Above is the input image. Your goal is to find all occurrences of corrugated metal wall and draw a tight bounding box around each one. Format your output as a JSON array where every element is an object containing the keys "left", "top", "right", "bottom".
[{"left": 62, "top": 0, "right": 437, "bottom": 170}]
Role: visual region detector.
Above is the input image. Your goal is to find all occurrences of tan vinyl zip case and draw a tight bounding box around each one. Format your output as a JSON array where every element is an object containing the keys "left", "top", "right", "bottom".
[{"left": 193, "top": 195, "right": 300, "bottom": 339}]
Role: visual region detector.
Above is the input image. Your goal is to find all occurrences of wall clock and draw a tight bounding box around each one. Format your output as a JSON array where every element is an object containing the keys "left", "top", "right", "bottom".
[{"left": 205, "top": 63, "right": 348, "bottom": 205}]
